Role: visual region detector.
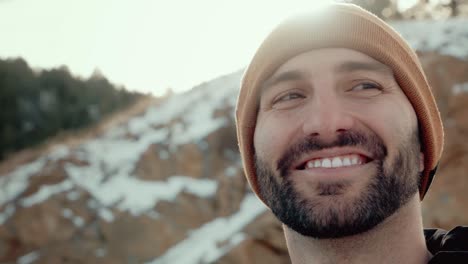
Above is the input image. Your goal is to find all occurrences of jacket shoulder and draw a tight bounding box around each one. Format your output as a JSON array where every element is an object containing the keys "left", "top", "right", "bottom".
[{"left": 425, "top": 226, "right": 468, "bottom": 264}]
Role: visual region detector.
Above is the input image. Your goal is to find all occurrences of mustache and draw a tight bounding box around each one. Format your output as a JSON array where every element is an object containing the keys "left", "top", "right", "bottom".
[{"left": 276, "top": 130, "right": 387, "bottom": 177}]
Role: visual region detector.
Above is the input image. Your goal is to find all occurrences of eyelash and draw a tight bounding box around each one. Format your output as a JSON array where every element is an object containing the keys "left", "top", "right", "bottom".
[
  {"left": 269, "top": 81, "right": 382, "bottom": 106},
  {"left": 351, "top": 82, "right": 382, "bottom": 91},
  {"left": 272, "top": 92, "right": 305, "bottom": 105}
]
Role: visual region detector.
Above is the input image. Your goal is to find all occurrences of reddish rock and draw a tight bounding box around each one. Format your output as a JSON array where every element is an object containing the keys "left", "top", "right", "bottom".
[
  {"left": 99, "top": 212, "right": 181, "bottom": 260},
  {"left": 173, "top": 143, "right": 204, "bottom": 178},
  {"left": 134, "top": 143, "right": 175, "bottom": 181},
  {"left": 156, "top": 192, "right": 217, "bottom": 230},
  {"left": 419, "top": 53, "right": 468, "bottom": 229},
  {"left": 214, "top": 168, "right": 247, "bottom": 217}
]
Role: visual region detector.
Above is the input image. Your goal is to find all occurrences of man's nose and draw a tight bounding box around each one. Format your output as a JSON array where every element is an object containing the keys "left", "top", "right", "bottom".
[{"left": 300, "top": 93, "right": 355, "bottom": 141}]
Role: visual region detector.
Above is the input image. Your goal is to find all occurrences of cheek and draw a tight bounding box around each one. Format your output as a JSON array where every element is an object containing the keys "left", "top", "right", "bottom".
[
  {"left": 253, "top": 118, "right": 276, "bottom": 159},
  {"left": 385, "top": 100, "right": 418, "bottom": 139},
  {"left": 362, "top": 99, "right": 418, "bottom": 155},
  {"left": 253, "top": 124, "right": 271, "bottom": 158},
  {"left": 254, "top": 112, "right": 297, "bottom": 162}
]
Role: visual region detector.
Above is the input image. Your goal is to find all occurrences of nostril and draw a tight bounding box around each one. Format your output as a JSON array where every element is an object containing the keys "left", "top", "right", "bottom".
[{"left": 336, "top": 129, "right": 347, "bottom": 133}]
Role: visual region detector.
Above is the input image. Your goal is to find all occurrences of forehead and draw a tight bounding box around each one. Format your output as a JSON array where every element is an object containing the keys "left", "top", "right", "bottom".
[{"left": 269, "top": 48, "right": 393, "bottom": 80}]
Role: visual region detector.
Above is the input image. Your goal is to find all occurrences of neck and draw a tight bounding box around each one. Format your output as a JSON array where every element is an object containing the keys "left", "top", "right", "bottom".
[{"left": 284, "top": 195, "right": 431, "bottom": 264}]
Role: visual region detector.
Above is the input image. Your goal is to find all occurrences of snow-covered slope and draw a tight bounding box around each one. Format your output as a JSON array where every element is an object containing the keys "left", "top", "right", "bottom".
[
  {"left": 1, "top": 70, "right": 243, "bottom": 221},
  {"left": 0, "top": 69, "right": 263, "bottom": 263},
  {"left": 393, "top": 18, "right": 468, "bottom": 60}
]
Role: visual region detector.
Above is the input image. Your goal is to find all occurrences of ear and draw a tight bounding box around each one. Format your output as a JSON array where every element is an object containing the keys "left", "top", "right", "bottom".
[{"left": 419, "top": 152, "right": 425, "bottom": 173}]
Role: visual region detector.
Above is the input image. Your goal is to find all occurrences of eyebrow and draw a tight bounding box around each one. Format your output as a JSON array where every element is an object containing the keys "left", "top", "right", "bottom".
[
  {"left": 261, "top": 70, "right": 307, "bottom": 93},
  {"left": 261, "top": 60, "right": 392, "bottom": 92},
  {"left": 335, "top": 61, "right": 392, "bottom": 74}
]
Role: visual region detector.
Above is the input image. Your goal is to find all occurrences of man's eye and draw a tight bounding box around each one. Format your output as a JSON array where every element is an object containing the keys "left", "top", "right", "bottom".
[
  {"left": 273, "top": 92, "right": 304, "bottom": 104},
  {"left": 351, "top": 82, "right": 381, "bottom": 91}
]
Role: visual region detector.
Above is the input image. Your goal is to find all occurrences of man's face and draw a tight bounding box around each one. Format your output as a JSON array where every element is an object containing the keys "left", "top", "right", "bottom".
[{"left": 253, "top": 48, "right": 424, "bottom": 238}]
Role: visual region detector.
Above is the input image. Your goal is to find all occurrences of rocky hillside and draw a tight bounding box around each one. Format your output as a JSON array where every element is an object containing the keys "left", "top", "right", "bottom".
[{"left": 1, "top": 19, "right": 468, "bottom": 263}]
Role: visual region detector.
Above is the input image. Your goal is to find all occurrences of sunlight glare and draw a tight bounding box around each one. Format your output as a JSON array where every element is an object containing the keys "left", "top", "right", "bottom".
[{"left": 0, "top": 0, "right": 333, "bottom": 95}]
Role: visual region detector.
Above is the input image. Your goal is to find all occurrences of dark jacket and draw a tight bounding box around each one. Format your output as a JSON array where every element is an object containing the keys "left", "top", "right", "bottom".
[{"left": 425, "top": 226, "right": 468, "bottom": 263}]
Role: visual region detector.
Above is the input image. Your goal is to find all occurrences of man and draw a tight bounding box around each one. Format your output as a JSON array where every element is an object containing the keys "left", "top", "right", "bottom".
[{"left": 235, "top": 3, "right": 468, "bottom": 263}]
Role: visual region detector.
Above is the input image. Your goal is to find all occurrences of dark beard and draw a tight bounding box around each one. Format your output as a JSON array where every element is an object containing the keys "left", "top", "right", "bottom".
[{"left": 254, "top": 129, "right": 421, "bottom": 238}]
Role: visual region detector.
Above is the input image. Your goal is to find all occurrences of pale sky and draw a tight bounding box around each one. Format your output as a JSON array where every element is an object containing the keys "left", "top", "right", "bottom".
[{"left": 0, "top": 0, "right": 419, "bottom": 95}]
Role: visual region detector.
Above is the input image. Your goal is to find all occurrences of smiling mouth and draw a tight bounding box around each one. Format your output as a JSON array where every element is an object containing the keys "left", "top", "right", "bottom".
[{"left": 296, "top": 154, "right": 372, "bottom": 170}]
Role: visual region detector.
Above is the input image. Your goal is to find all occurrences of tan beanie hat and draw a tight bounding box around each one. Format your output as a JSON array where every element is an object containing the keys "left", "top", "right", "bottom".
[{"left": 235, "top": 3, "right": 444, "bottom": 203}]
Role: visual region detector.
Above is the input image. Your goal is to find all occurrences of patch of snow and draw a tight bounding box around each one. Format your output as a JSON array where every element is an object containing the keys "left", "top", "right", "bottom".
[
  {"left": 81, "top": 128, "right": 169, "bottom": 171},
  {"left": 87, "top": 199, "right": 99, "bottom": 209},
  {"left": 95, "top": 248, "right": 107, "bottom": 258},
  {"left": 146, "top": 194, "right": 266, "bottom": 264},
  {"left": 0, "top": 159, "right": 46, "bottom": 206},
  {"left": 62, "top": 208, "right": 73, "bottom": 218},
  {"left": 397, "top": 0, "right": 418, "bottom": 12},
  {"left": 392, "top": 18, "right": 468, "bottom": 60},
  {"left": 66, "top": 164, "right": 218, "bottom": 215},
  {"left": 66, "top": 190, "right": 81, "bottom": 201},
  {"left": 125, "top": 71, "right": 242, "bottom": 139},
  {"left": 159, "top": 149, "right": 169, "bottom": 160},
  {"left": 203, "top": 233, "right": 247, "bottom": 263},
  {"left": 98, "top": 208, "right": 115, "bottom": 222},
  {"left": 62, "top": 208, "right": 85, "bottom": 227},
  {"left": 48, "top": 145, "right": 70, "bottom": 160},
  {"left": 105, "top": 125, "right": 127, "bottom": 139},
  {"left": 146, "top": 210, "right": 160, "bottom": 219},
  {"left": 17, "top": 251, "right": 40, "bottom": 264},
  {"left": 0, "top": 145, "right": 70, "bottom": 207},
  {"left": 20, "top": 180, "right": 74, "bottom": 207},
  {"left": 0, "top": 204, "right": 15, "bottom": 225},
  {"left": 453, "top": 82, "right": 468, "bottom": 95},
  {"left": 172, "top": 118, "right": 226, "bottom": 146},
  {"left": 72, "top": 149, "right": 88, "bottom": 161},
  {"left": 224, "top": 166, "right": 238, "bottom": 177},
  {"left": 72, "top": 216, "right": 85, "bottom": 227}
]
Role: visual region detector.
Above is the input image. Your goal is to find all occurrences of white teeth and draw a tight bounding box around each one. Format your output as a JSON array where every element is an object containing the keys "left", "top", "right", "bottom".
[
  {"left": 314, "top": 160, "right": 321, "bottom": 168},
  {"left": 304, "top": 154, "right": 365, "bottom": 170},
  {"left": 331, "top": 157, "right": 342, "bottom": 168},
  {"left": 343, "top": 157, "right": 351, "bottom": 166},
  {"left": 322, "top": 159, "right": 332, "bottom": 168}
]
